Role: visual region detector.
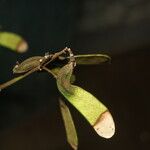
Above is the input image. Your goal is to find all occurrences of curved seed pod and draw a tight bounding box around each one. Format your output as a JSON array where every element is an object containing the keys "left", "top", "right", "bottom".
[
  {"left": 56, "top": 62, "right": 115, "bottom": 139},
  {"left": 13, "top": 56, "right": 43, "bottom": 74},
  {"left": 59, "top": 54, "right": 111, "bottom": 65},
  {"left": 0, "top": 32, "right": 28, "bottom": 53},
  {"left": 59, "top": 98, "right": 78, "bottom": 150}
]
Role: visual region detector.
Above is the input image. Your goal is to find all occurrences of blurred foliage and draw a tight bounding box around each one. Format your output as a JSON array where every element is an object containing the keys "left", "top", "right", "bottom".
[{"left": 0, "top": 32, "right": 28, "bottom": 53}]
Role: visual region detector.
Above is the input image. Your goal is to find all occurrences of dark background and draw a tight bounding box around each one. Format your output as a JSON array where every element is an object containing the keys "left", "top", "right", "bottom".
[{"left": 0, "top": 0, "right": 150, "bottom": 149}]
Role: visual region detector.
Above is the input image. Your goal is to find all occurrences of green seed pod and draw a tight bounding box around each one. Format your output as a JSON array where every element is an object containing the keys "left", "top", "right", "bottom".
[
  {"left": 13, "top": 56, "right": 43, "bottom": 74},
  {"left": 57, "top": 62, "right": 115, "bottom": 139},
  {"left": 0, "top": 32, "right": 28, "bottom": 53},
  {"left": 59, "top": 54, "right": 111, "bottom": 65},
  {"left": 51, "top": 67, "right": 76, "bottom": 83},
  {"left": 74, "top": 54, "right": 111, "bottom": 65}
]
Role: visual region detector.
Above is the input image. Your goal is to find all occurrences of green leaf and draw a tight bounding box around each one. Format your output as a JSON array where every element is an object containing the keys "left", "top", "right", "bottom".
[
  {"left": 56, "top": 62, "right": 115, "bottom": 139},
  {"left": 0, "top": 31, "right": 28, "bottom": 53},
  {"left": 59, "top": 54, "right": 111, "bottom": 65},
  {"left": 59, "top": 98, "right": 78, "bottom": 150}
]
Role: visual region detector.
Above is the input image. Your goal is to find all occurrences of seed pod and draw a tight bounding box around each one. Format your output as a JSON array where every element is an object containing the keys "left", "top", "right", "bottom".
[
  {"left": 13, "top": 56, "right": 43, "bottom": 74},
  {"left": 59, "top": 99, "right": 78, "bottom": 150},
  {"left": 56, "top": 62, "right": 115, "bottom": 139},
  {"left": 59, "top": 54, "right": 111, "bottom": 65},
  {"left": 74, "top": 54, "right": 111, "bottom": 65},
  {"left": 0, "top": 32, "right": 28, "bottom": 53}
]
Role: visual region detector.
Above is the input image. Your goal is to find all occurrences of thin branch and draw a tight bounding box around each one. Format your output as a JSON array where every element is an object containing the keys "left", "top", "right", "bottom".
[
  {"left": 0, "top": 67, "right": 38, "bottom": 90},
  {"left": 42, "top": 66, "right": 57, "bottom": 78},
  {"left": 43, "top": 47, "right": 68, "bottom": 67}
]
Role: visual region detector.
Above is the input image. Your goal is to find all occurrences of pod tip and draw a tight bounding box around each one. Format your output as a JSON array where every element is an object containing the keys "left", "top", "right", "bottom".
[
  {"left": 17, "top": 40, "right": 28, "bottom": 53},
  {"left": 94, "top": 111, "right": 115, "bottom": 139}
]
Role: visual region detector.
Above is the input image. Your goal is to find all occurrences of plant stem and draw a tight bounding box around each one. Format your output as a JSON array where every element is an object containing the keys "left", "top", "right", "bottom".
[
  {"left": 0, "top": 67, "right": 38, "bottom": 90},
  {"left": 42, "top": 66, "right": 57, "bottom": 78}
]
